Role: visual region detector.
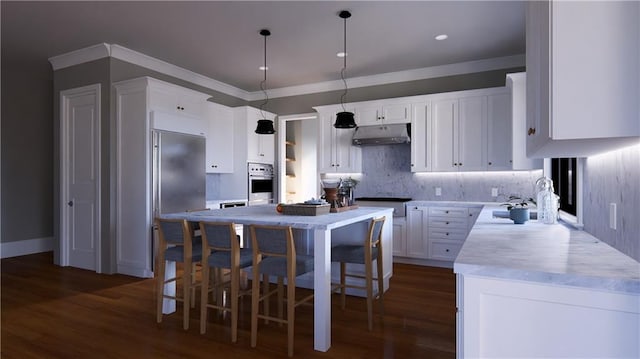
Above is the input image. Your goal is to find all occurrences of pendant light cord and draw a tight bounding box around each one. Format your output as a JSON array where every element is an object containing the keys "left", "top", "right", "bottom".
[
  {"left": 259, "top": 31, "right": 269, "bottom": 119},
  {"left": 340, "top": 14, "right": 348, "bottom": 113}
]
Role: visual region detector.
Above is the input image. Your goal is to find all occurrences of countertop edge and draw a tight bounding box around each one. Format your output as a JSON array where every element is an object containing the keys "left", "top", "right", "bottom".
[{"left": 453, "top": 204, "right": 640, "bottom": 295}]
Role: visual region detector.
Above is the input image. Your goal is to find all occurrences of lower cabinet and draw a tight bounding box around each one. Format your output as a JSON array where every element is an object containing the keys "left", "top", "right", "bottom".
[
  {"left": 403, "top": 204, "right": 482, "bottom": 263},
  {"left": 457, "top": 274, "right": 640, "bottom": 358},
  {"left": 392, "top": 218, "right": 407, "bottom": 257}
]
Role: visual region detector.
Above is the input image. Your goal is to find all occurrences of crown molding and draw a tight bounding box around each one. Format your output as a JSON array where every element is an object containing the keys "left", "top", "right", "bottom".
[
  {"left": 248, "top": 54, "right": 525, "bottom": 101},
  {"left": 48, "top": 43, "right": 524, "bottom": 102},
  {"left": 48, "top": 43, "right": 111, "bottom": 71},
  {"left": 109, "top": 45, "right": 250, "bottom": 100}
]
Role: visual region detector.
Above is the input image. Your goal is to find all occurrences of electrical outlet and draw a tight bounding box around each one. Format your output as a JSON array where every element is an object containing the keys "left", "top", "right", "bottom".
[
  {"left": 491, "top": 188, "right": 498, "bottom": 197},
  {"left": 435, "top": 187, "right": 442, "bottom": 196},
  {"left": 610, "top": 203, "right": 617, "bottom": 230}
]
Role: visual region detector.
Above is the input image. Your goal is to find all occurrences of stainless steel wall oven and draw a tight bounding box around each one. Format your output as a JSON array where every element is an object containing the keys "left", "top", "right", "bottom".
[{"left": 247, "top": 162, "right": 274, "bottom": 205}]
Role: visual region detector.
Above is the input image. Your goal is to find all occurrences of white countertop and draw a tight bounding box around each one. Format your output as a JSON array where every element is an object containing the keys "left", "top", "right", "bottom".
[
  {"left": 454, "top": 204, "right": 640, "bottom": 294},
  {"left": 162, "top": 205, "right": 393, "bottom": 230}
]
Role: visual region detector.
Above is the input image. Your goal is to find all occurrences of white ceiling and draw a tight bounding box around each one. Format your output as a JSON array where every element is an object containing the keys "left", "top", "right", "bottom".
[{"left": 1, "top": 1, "right": 526, "bottom": 94}]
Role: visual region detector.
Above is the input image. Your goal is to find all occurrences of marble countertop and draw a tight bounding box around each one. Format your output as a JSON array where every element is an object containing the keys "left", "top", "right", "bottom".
[
  {"left": 454, "top": 204, "right": 640, "bottom": 294},
  {"left": 162, "top": 205, "right": 393, "bottom": 230}
]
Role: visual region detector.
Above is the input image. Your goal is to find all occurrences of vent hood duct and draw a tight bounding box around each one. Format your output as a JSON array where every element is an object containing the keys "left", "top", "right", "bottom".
[{"left": 352, "top": 123, "right": 411, "bottom": 146}]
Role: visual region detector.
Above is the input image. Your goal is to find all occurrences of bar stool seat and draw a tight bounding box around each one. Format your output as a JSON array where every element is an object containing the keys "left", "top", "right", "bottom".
[
  {"left": 155, "top": 218, "right": 202, "bottom": 330},
  {"left": 199, "top": 221, "right": 253, "bottom": 342},
  {"left": 331, "top": 216, "right": 386, "bottom": 331},
  {"left": 250, "top": 224, "right": 314, "bottom": 357}
]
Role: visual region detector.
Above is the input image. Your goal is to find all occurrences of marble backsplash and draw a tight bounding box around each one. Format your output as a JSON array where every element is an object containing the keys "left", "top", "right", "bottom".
[
  {"left": 583, "top": 144, "right": 640, "bottom": 262},
  {"left": 345, "top": 145, "right": 543, "bottom": 202}
]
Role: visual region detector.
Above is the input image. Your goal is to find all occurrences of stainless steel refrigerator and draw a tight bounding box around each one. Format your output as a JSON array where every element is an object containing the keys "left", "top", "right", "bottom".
[{"left": 152, "top": 130, "right": 206, "bottom": 218}]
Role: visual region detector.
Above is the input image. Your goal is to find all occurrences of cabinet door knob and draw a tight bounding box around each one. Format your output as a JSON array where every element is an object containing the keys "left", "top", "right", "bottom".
[
  {"left": 528, "top": 127, "right": 536, "bottom": 136},
  {"left": 488, "top": 162, "right": 492, "bottom": 165},
  {"left": 445, "top": 249, "right": 450, "bottom": 252},
  {"left": 459, "top": 163, "right": 463, "bottom": 166},
  {"left": 446, "top": 221, "right": 450, "bottom": 225}
]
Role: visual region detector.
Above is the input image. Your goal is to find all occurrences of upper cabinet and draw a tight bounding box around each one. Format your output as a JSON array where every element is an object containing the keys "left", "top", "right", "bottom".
[
  {"left": 430, "top": 95, "right": 487, "bottom": 172},
  {"left": 526, "top": 1, "right": 640, "bottom": 158},
  {"left": 234, "top": 106, "right": 276, "bottom": 165},
  {"left": 506, "top": 73, "right": 543, "bottom": 170},
  {"left": 205, "top": 102, "right": 234, "bottom": 173},
  {"left": 356, "top": 101, "right": 412, "bottom": 126},
  {"left": 314, "top": 105, "right": 362, "bottom": 173},
  {"left": 410, "top": 102, "right": 432, "bottom": 172}
]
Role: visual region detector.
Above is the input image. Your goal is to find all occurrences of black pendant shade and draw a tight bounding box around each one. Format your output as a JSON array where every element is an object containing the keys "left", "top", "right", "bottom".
[
  {"left": 255, "top": 119, "right": 275, "bottom": 134},
  {"left": 334, "top": 111, "right": 356, "bottom": 128},
  {"left": 255, "top": 28, "right": 275, "bottom": 135},
  {"left": 334, "top": 10, "right": 356, "bottom": 129}
]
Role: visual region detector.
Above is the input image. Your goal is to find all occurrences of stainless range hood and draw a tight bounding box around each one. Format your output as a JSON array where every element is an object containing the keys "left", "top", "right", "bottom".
[{"left": 352, "top": 123, "right": 411, "bottom": 146}]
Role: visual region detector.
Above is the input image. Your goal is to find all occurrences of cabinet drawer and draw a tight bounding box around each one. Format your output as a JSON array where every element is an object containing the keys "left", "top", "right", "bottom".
[
  {"left": 428, "top": 215, "right": 468, "bottom": 229},
  {"left": 428, "top": 227, "right": 468, "bottom": 241},
  {"left": 430, "top": 241, "right": 463, "bottom": 261},
  {"left": 428, "top": 207, "right": 469, "bottom": 217}
]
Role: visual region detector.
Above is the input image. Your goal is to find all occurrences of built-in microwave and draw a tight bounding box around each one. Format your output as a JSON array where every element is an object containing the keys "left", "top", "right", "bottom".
[{"left": 247, "top": 163, "right": 274, "bottom": 206}]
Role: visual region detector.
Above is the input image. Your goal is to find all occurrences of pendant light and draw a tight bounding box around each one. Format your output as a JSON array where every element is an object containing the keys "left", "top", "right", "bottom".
[
  {"left": 334, "top": 10, "right": 356, "bottom": 129},
  {"left": 255, "top": 29, "right": 275, "bottom": 134}
]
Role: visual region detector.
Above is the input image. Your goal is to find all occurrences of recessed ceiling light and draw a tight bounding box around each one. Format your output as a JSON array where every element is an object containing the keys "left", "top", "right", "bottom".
[
  {"left": 259, "top": 66, "right": 268, "bottom": 71},
  {"left": 337, "top": 52, "right": 347, "bottom": 58},
  {"left": 435, "top": 34, "right": 448, "bottom": 41}
]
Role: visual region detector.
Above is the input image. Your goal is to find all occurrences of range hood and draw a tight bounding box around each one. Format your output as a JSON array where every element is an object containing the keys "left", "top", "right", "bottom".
[{"left": 352, "top": 123, "right": 411, "bottom": 146}]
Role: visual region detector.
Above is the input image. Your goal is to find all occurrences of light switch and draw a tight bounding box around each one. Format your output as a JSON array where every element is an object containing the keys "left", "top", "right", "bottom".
[
  {"left": 435, "top": 187, "right": 442, "bottom": 196},
  {"left": 609, "top": 203, "right": 617, "bottom": 230}
]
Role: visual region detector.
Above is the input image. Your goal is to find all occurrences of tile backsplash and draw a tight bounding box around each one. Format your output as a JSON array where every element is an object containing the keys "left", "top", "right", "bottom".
[
  {"left": 350, "top": 145, "right": 543, "bottom": 202},
  {"left": 583, "top": 144, "right": 640, "bottom": 261}
]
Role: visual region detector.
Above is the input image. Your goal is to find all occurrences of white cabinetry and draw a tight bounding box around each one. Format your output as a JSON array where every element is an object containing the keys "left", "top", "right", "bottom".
[
  {"left": 356, "top": 101, "right": 411, "bottom": 126},
  {"left": 406, "top": 206, "right": 429, "bottom": 258},
  {"left": 506, "top": 73, "right": 543, "bottom": 170},
  {"left": 526, "top": 1, "right": 640, "bottom": 158},
  {"left": 314, "top": 105, "right": 362, "bottom": 173},
  {"left": 431, "top": 96, "right": 486, "bottom": 172},
  {"left": 234, "top": 106, "right": 275, "bottom": 164},
  {"left": 486, "top": 92, "right": 512, "bottom": 170},
  {"left": 410, "top": 102, "right": 432, "bottom": 172},
  {"left": 113, "top": 77, "right": 209, "bottom": 278},
  {"left": 458, "top": 274, "right": 640, "bottom": 358},
  {"left": 391, "top": 218, "right": 407, "bottom": 257},
  {"left": 427, "top": 207, "right": 469, "bottom": 261},
  {"left": 404, "top": 204, "right": 481, "bottom": 263},
  {"left": 205, "top": 102, "right": 234, "bottom": 173}
]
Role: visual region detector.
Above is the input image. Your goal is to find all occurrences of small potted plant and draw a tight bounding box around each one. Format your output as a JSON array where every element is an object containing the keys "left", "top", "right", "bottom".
[{"left": 503, "top": 196, "right": 533, "bottom": 224}]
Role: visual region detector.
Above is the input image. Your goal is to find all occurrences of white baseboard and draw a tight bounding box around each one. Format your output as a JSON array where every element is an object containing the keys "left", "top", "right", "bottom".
[{"left": 1, "top": 237, "right": 54, "bottom": 259}]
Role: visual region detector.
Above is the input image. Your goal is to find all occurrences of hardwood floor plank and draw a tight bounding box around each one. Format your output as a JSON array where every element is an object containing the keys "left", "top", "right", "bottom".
[{"left": 1, "top": 252, "right": 456, "bottom": 358}]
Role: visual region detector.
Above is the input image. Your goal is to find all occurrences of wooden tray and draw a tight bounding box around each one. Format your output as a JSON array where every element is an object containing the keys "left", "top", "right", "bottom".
[
  {"left": 330, "top": 204, "right": 359, "bottom": 213},
  {"left": 281, "top": 203, "right": 330, "bottom": 216}
]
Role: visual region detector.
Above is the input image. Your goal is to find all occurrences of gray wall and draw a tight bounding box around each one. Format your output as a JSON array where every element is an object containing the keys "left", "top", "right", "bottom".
[{"left": 1, "top": 52, "right": 54, "bottom": 245}]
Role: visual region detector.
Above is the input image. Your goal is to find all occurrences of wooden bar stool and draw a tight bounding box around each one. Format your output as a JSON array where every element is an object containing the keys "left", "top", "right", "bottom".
[
  {"left": 155, "top": 217, "right": 202, "bottom": 330},
  {"left": 249, "top": 224, "right": 314, "bottom": 357},
  {"left": 199, "top": 221, "right": 253, "bottom": 342},
  {"left": 331, "top": 216, "right": 386, "bottom": 331}
]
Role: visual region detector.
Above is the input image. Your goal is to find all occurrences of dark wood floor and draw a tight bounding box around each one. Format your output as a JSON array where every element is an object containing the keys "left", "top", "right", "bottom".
[{"left": 1, "top": 252, "right": 456, "bottom": 358}]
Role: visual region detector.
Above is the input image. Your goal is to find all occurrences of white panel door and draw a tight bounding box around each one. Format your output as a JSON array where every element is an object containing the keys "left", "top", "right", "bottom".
[
  {"left": 431, "top": 99, "right": 457, "bottom": 172},
  {"left": 60, "top": 84, "right": 101, "bottom": 272},
  {"left": 458, "top": 96, "right": 487, "bottom": 171}
]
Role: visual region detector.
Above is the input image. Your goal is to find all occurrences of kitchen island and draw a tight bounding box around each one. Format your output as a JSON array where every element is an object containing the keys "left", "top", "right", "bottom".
[
  {"left": 161, "top": 205, "right": 394, "bottom": 353},
  {"left": 454, "top": 204, "right": 640, "bottom": 358}
]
